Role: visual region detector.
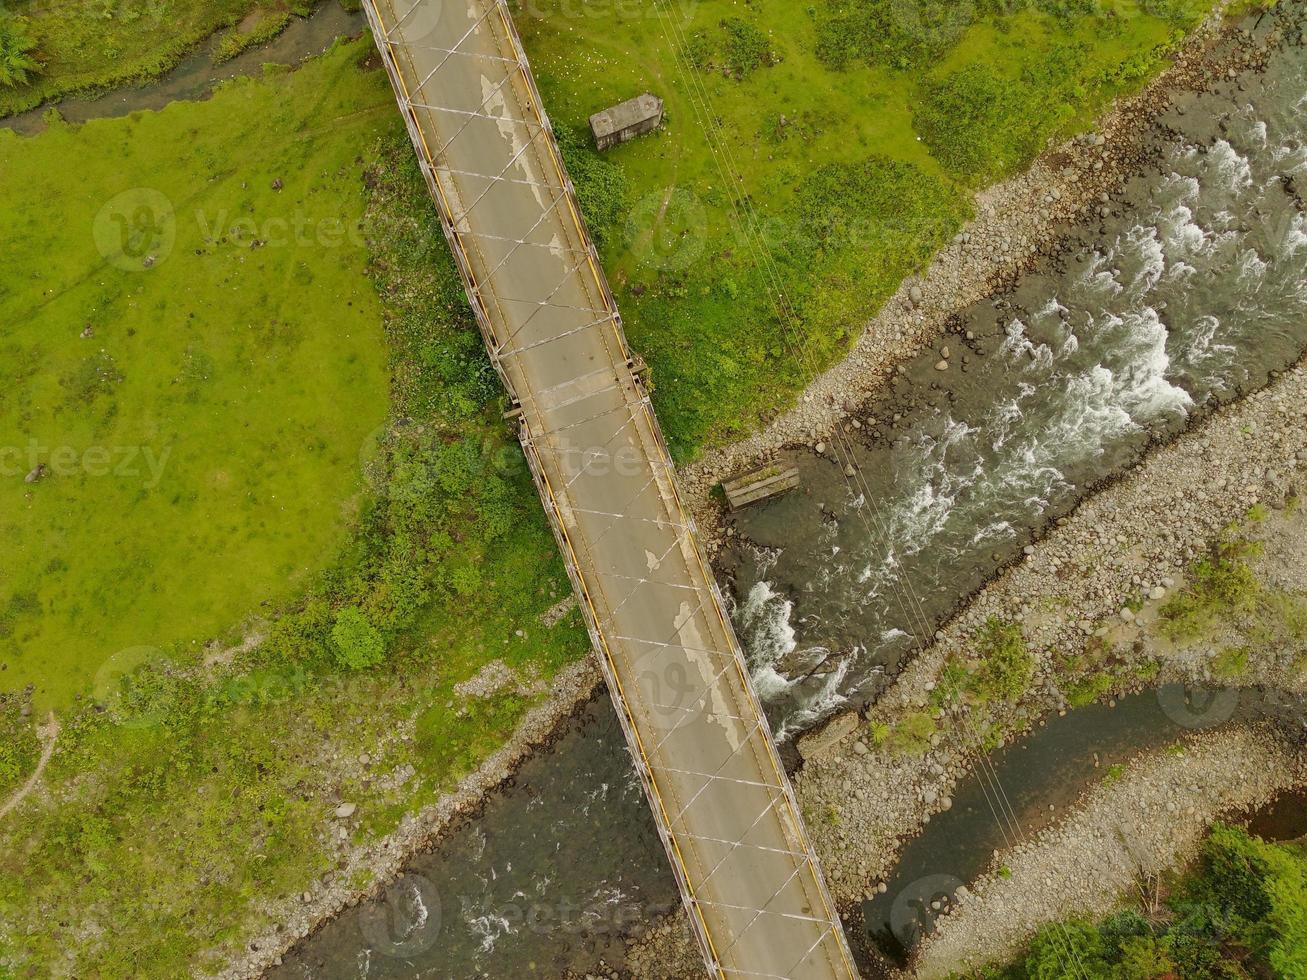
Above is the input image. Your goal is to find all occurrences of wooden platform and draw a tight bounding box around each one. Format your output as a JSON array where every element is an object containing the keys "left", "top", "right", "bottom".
[{"left": 722, "top": 462, "right": 800, "bottom": 509}]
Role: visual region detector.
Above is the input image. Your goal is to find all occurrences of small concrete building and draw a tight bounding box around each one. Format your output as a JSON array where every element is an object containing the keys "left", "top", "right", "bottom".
[{"left": 589, "top": 93, "right": 664, "bottom": 152}]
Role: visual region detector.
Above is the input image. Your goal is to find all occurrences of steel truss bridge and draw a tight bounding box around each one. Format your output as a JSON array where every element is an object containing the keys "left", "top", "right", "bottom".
[{"left": 362, "top": 1, "right": 857, "bottom": 975}]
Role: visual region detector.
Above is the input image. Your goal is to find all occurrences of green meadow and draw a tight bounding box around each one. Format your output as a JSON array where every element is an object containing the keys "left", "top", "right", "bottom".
[
  {"left": 0, "top": 49, "right": 392, "bottom": 706},
  {"left": 521, "top": 0, "right": 1211, "bottom": 456}
]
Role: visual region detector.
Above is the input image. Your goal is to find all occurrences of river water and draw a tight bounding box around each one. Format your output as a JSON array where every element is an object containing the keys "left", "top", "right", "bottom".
[{"left": 279, "top": 9, "right": 1307, "bottom": 978}]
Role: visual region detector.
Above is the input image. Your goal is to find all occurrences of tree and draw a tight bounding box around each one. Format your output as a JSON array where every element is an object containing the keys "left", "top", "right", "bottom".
[
  {"left": 0, "top": 18, "right": 41, "bottom": 89},
  {"left": 330, "top": 606, "right": 386, "bottom": 671}
]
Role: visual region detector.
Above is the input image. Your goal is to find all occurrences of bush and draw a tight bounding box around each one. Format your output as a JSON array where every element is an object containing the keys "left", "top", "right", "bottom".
[
  {"left": 0, "top": 17, "right": 41, "bottom": 89},
  {"left": 973, "top": 617, "right": 1034, "bottom": 703},
  {"left": 722, "top": 18, "right": 776, "bottom": 76},
  {"left": 330, "top": 606, "right": 386, "bottom": 671},
  {"left": 1160, "top": 539, "right": 1262, "bottom": 640}
]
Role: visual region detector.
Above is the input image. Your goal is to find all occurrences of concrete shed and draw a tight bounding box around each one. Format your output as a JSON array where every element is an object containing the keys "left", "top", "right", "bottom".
[{"left": 589, "top": 93, "right": 664, "bottom": 151}]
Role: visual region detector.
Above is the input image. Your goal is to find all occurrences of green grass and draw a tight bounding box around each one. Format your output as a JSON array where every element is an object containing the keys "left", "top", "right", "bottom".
[
  {"left": 0, "top": 44, "right": 392, "bottom": 708},
  {"left": 517, "top": 0, "right": 1212, "bottom": 459},
  {"left": 1160, "top": 538, "right": 1264, "bottom": 641},
  {"left": 0, "top": 43, "right": 591, "bottom": 976},
  {"left": 0, "top": 0, "right": 325, "bottom": 116}
]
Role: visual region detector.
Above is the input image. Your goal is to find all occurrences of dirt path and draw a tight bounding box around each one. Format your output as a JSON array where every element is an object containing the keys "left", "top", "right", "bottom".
[{"left": 0, "top": 712, "right": 60, "bottom": 821}]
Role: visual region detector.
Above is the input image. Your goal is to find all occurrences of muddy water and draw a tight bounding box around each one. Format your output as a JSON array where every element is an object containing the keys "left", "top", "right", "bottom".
[
  {"left": 272, "top": 11, "right": 1307, "bottom": 980},
  {"left": 0, "top": 3, "right": 366, "bottom": 136},
  {"left": 725, "top": 10, "right": 1307, "bottom": 739}
]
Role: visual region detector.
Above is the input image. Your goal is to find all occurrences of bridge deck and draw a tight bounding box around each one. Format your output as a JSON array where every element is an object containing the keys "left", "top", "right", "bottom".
[{"left": 363, "top": 2, "right": 856, "bottom": 975}]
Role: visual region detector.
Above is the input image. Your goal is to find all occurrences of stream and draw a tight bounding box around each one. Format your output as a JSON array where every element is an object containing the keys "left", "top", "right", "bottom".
[
  {"left": 273, "top": 8, "right": 1307, "bottom": 979},
  {"left": 0, "top": 3, "right": 366, "bottom": 136},
  {"left": 862, "top": 687, "right": 1301, "bottom": 962}
]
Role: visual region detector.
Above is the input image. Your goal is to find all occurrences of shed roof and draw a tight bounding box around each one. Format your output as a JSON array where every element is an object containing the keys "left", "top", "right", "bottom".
[{"left": 589, "top": 93, "right": 663, "bottom": 138}]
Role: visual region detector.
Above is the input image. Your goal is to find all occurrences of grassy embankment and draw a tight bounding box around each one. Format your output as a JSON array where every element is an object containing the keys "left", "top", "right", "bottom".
[
  {"left": 977, "top": 823, "right": 1307, "bottom": 979},
  {"left": 0, "top": 41, "right": 589, "bottom": 976},
  {"left": 0, "top": 0, "right": 348, "bottom": 116},
  {"left": 520, "top": 0, "right": 1218, "bottom": 457},
  {"left": 0, "top": 0, "right": 1237, "bottom": 973}
]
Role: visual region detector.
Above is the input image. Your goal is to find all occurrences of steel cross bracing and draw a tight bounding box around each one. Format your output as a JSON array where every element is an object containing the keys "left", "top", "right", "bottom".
[{"left": 362, "top": 1, "right": 858, "bottom": 976}]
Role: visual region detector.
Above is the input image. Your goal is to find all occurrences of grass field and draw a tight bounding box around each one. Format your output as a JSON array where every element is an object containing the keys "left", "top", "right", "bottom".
[
  {"left": 0, "top": 45, "right": 394, "bottom": 707},
  {"left": 0, "top": 41, "right": 591, "bottom": 976},
  {"left": 519, "top": 0, "right": 1211, "bottom": 457}
]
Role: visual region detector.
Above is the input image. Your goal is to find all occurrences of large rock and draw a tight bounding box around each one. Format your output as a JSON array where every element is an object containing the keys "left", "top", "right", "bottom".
[{"left": 797, "top": 710, "right": 860, "bottom": 761}]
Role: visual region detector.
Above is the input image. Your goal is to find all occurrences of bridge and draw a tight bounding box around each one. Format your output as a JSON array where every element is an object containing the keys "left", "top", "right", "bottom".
[{"left": 362, "top": 1, "right": 857, "bottom": 975}]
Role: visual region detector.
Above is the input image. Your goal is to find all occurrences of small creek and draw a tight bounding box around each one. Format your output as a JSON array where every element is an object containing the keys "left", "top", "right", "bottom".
[{"left": 0, "top": 3, "right": 366, "bottom": 136}]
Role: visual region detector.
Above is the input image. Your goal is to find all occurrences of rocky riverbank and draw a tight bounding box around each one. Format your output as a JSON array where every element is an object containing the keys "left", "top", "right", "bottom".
[
  {"left": 914, "top": 727, "right": 1307, "bottom": 978},
  {"left": 680, "top": 0, "right": 1271, "bottom": 551},
  {"left": 217, "top": 656, "right": 603, "bottom": 979},
  {"left": 622, "top": 357, "right": 1307, "bottom": 978}
]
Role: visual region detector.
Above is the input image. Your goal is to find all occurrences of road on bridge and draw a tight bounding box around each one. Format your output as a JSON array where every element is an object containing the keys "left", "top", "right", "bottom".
[{"left": 363, "top": 2, "right": 858, "bottom": 975}]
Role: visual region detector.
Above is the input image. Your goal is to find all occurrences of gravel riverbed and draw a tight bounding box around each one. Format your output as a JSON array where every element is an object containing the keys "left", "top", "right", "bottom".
[{"left": 915, "top": 727, "right": 1307, "bottom": 978}]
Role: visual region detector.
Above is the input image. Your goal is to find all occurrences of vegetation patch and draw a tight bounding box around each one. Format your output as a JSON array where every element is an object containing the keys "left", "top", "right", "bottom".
[
  {"left": 1160, "top": 537, "right": 1263, "bottom": 640},
  {"left": 0, "top": 44, "right": 590, "bottom": 977},
  {"left": 986, "top": 824, "right": 1307, "bottom": 979},
  {"left": 0, "top": 695, "right": 38, "bottom": 800},
  {"left": 933, "top": 618, "right": 1035, "bottom": 710}
]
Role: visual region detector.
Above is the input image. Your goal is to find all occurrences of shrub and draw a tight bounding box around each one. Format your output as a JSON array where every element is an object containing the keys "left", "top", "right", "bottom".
[
  {"left": 1160, "top": 539, "right": 1262, "bottom": 640},
  {"left": 972, "top": 617, "right": 1034, "bottom": 703},
  {"left": 1211, "top": 645, "right": 1250, "bottom": 679},
  {"left": 0, "top": 17, "right": 41, "bottom": 89},
  {"left": 330, "top": 606, "right": 386, "bottom": 671},
  {"left": 721, "top": 18, "right": 776, "bottom": 76},
  {"left": 887, "top": 710, "right": 937, "bottom": 754}
]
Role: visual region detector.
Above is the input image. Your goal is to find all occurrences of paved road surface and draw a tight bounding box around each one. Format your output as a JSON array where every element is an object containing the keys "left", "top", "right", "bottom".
[{"left": 363, "top": 2, "right": 857, "bottom": 975}]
